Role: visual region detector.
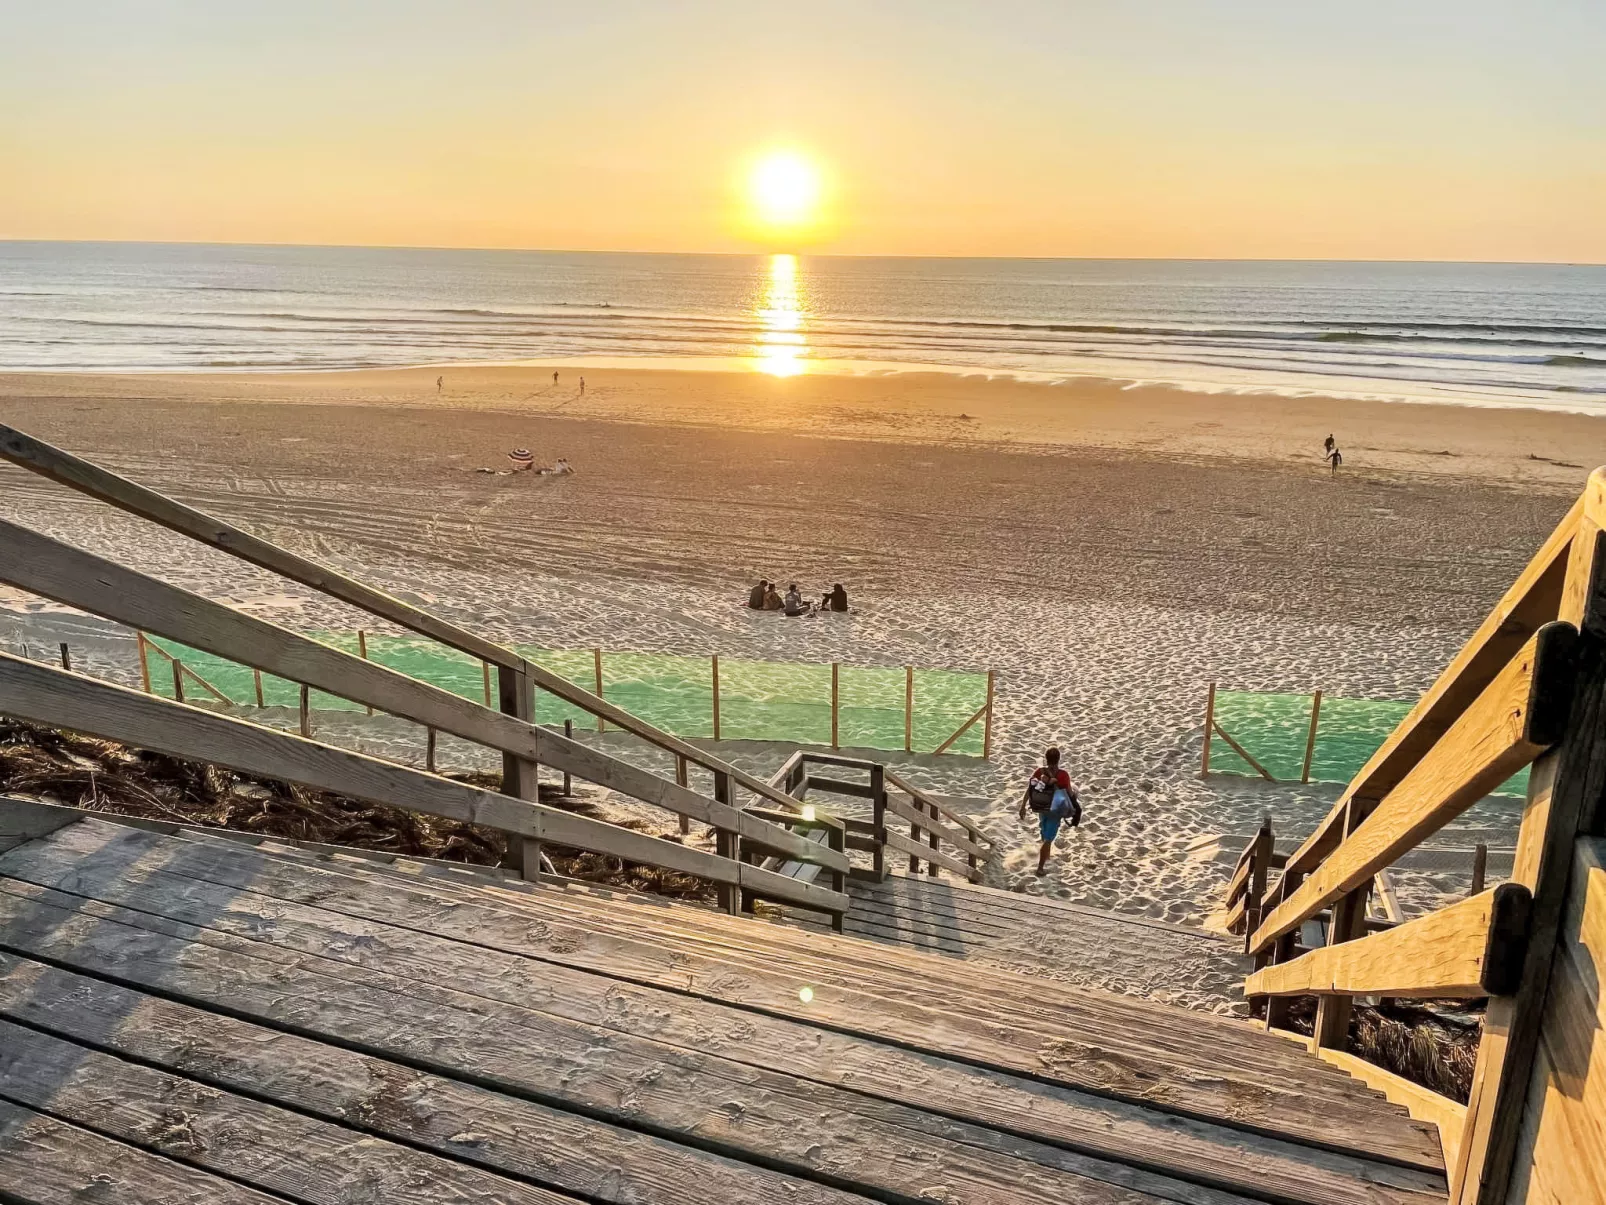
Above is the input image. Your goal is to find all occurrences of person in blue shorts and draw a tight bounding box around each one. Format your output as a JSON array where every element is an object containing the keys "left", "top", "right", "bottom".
[{"left": 1018, "top": 746, "right": 1080, "bottom": 876}]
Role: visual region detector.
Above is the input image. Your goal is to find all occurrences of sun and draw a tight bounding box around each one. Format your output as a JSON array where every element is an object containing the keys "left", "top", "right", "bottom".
[{"left": 746, "top": 150, "right": 822, "bottom": 234}]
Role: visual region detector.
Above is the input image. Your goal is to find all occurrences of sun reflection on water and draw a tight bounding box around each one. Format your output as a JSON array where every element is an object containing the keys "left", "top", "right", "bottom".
[{"left": 754, "top": 253, "right": 808, "bottom": 376}]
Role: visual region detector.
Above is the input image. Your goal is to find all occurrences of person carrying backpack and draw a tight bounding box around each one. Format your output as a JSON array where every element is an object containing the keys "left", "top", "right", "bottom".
[{"left": 1017, "top": 745, "right": 1081, "bottom": 876}]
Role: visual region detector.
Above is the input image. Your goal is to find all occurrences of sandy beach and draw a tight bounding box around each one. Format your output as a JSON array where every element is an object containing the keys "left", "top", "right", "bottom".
[{"left": 0, "top": 364, "right": 1596, "bottom": 1003}]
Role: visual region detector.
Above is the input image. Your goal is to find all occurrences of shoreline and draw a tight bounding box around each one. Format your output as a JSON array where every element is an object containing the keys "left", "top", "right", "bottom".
[{"left": 4, "top": 362, "right": 1605, "bottom": 488}]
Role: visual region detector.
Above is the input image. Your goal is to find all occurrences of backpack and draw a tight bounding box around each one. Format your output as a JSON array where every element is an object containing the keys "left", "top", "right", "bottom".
[{"left": 1026, "top": 769, "right": 1059, "bottom": 814}]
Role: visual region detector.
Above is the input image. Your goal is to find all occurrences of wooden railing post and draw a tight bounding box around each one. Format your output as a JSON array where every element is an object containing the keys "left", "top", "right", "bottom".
[
  {"left": 1453, "top": 525, "right": 1606, "bottom": 1205},
  {"left": 1310, "top": 798, "right": 1376, "bottom": 1053},
  {"left": 1263, "top": 868, "right": 1305, "bottom": 1031},
  {"left": 1243, "top": 817, "right": 1273, "bottom": 953},
  {"left": 171, "top": 659, "right": 185, "bottom": 704},
  {"left": 1470, "top": 843, "right": 1487, "bottom": 897},
  {"left": 870, "top": 763, "right": 886, "bottom": 880},
  {"left": 252, "top": 667, "right": 265, "bottom": 708},
  {"left": 713, "top": 770, "right": 739, "bottom": 914},
  {"left": 564, "top": 718, "right": 575, "bottom": 798},
  {"left": 357, "top": 629, "right": 373, "bottom": 714},
  {"left": 1301, "top": 689, "right": 1322, "bottom": 783},
  {"left": 1202, "top": 681, "right": 1216, "bottom": 775},
  {"left": 425, "top": 726, "right": 437, "bottom": 773},
  {"left": 497, "top": 664, "right": 543, "bottom": 880},
  {"left": 298, "top": 684, "right": 311, "bottom": 737},
  {"left": 593, "top": 649, "right": 605, "bottom": 732},
  {"left": 907, "top": 794, "right": 921, "bottom": 874},
  {"left": 675, "top": 751, "right": 689, "bottom": 833},
  {"left": 57, "top": 643, "right": 70, "bottom": 672}
]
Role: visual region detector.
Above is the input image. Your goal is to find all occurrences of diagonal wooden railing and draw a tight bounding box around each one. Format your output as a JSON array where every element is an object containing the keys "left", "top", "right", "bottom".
[{"left": 1228, "top": 472, "right": 1606, "bottom": 1204}]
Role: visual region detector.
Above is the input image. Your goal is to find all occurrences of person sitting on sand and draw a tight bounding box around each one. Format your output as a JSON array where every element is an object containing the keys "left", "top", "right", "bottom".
[
  {"left": 1018, "top": 746, "right": 1080, "bottom": 876},
  {"left": 763, "top": 584, "right": 784, "bottom": 611},
  {"left": 826, "top": 583, "right": 849, "bottom": 612},
  {"left": 748, "top": 579, "right": 769, "bottom": 609},
  {"left": 783, "top": 583, "right": 811, "bottom": 617}
]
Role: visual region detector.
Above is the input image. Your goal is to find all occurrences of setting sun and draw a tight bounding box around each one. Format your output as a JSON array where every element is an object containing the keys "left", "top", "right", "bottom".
[{"left": 745, "top": 150, "right": 823, "bottom": 238}]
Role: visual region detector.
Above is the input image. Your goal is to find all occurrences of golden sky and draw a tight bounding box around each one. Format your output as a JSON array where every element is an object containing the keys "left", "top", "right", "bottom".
[{"left": 3, "top": 1, "right": 1602, "bottom": 261}]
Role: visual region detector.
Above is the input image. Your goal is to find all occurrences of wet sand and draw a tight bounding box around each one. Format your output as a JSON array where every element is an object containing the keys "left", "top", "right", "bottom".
[{"left": 0, "top": 366, "right": 1595, "bottom": 974}]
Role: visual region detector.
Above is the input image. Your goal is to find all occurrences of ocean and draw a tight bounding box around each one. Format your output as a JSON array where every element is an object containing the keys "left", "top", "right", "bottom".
[{"left": 3, "top": 241, "right": 1605, "bottom": 410}]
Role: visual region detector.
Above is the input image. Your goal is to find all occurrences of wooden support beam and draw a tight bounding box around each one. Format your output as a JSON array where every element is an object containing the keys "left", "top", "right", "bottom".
[
  {"left": 1374, "top": 867, "right": 1405, "bottom": 925},
  {"left": 357, "top": 629, "right": 373, "bottom": 714},
  {"left": 904, "top": 665, "right": 913, "bottom": 752},
  {"left": 298, "top": 683, "right": 311, "bottom": 737},
  {"left": 1250, "top": 622, "right": 1575, "bottom": 957},
  {"left": 170, "top": 658, "right": 185, "bottom": 703},
  {"left": 1201, "top": 681, "right": 1215, "bottom": 775},
  {"left": 1246, "top": 884, "right": 1532, "bottom": 999},
  {"left": 135, "top": 631, "right": 152, "bottom": 694},
  {"left": 252, "top": 666, "right": 265, "bottom": 707},
  {"left": 710, "top": 653, "right": 720, "bottom": 741},
  {"left": 982, "top": 669, "right": 996, "bottom": 760},
  {"left": 56, "top": 643, "right": 69, "bottom": 672},
  {"left": 1212, "top": 719, "right": 1275, "bottom": 781},
  {"left": 1316, "top": 1048, "right": 1468, "bottom": 1173},
  {"left": 592, "top": 648, "right": 604, "bottom": 731},
  {"left": 884, "top": 769, "right": 987, "bottom": 844},
  {"left": 830, "top": 661, "right": 839, "bottom": 749},
  {"left": 931, "top": 698, "right": 989, "bottom": 756},
  {"left": 1470, "top": 843, "right": 1487, "bottom": 897},
  {"left": 1454, "top": 518, "right": 1606, "bottom": 1205}
]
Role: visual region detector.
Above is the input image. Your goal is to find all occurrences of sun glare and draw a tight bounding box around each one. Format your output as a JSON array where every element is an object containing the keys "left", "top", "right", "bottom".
[{"left": 747, "top": 151, "right": 822, "bottom": 234}]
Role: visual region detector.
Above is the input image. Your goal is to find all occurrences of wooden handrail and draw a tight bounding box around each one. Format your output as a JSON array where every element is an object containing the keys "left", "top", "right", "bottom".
[
  {"left": 880, "top": 790, "right": 988, "bottom": 860},
  {"left": 0, "top": 519, "right": 845, "bottom": 875},
  {"left": 0, "top": 424, "right": 815, "bottom": 821},
  {"left": 1273, "top": 498, "right": 1581, "bottom": 891},
  {"left": 1246, "top": 884, "right": 1532, "bottom": 999},
  {"left": 0, "top": 652, "right": 847, "bottom": 915},
  {"left": 1249, "top": 623, "right": 1575, "bottom": 956},
  {"left": 883, "top": 769, "right": 987, "bottom": 842}
]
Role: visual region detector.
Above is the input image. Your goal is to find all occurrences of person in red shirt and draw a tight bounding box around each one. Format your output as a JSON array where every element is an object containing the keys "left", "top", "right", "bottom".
[{"left": 1018, "top": 745, "right": 1078, "bottom": 876}]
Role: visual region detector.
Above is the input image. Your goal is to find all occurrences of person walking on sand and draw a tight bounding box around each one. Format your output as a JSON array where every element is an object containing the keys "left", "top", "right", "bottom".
[
  {"left": 1323, "top": 433, "right": 1334, "bottom": 457},
  {"left": 553, "top": 370, "right": 559, "bottom": 384},
  {"left": 1327, "top": 446, "right": 1343, "bottom": 476},
  {"left": 1018, "top": 746, "right": 1080, "bottom": 876},
  {"left": 579, "top": 376, "right": 586, "bottom": 395},
  {"left": 436, "top": 375, "right": 443, "bottom": 394}
]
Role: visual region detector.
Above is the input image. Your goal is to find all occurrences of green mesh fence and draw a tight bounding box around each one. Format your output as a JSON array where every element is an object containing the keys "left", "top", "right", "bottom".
[
  {"left": 1208, "top": 689, "right": 1529, "bottom": 797},
  {"left": 139, "top": 634, "right": 989, "bottom": 756}
]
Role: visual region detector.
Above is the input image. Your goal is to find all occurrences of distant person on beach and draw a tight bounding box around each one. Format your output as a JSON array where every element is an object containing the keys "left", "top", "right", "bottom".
[
  {"left": 1327, "top": 447, "right": 1343, "bottom": 476},
  {"left": 1323, "top": 433, "right": 1334, "bottom": 457},
  {"left": 1018, "top": 746, "right": 1080, "bottom": 876},
  {"left": 748, "top": 579, "right": 769, "bottom": 609},
  {"left": 436, "top": 375, "right": 443, "bottom": 394},
  {"left": 783, "top": 583, "right": 810, "bottom": 616},
  {"left": 553, "top": 371, "right": 559, "bottom": 384},
  {"left": 763, "top": 584, "right": 784, "bottom": 611},
  {"left": 825, "top": 583, "right": 849, "bottom": 612},
  {"left": 579, "top": 376, "right": 586, "bottom": 395}
]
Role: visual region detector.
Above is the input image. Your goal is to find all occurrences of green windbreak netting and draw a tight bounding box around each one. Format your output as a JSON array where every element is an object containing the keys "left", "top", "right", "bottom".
[
  {"left": 1208, "top": 689, "right": 1529, "bottom": 797},
  {"left": 139, "top": 634, "right": 990, "bottom": 756}
]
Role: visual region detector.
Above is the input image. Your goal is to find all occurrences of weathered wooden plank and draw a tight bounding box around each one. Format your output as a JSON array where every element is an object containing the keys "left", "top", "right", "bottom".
[
  {"left": 1314, "top": 1049, "right": 1467, "bottom": 1174},
  {"left": 1246, "top": 885, "right": 1531, "bottom": 999},
  {"left": 0, "top": 954, "right": 868, "bottom": 1205},
  {"left": 18, "top": 822, "right": 1433, "bottom": 1156},
  {"left": 0, "top": 880, "right": 1251, "bottom": 1205},
  {"left": 1277, "top": 497, "right": 1580, "bottom": 888},
  {"left": 1501, "top": 837, "right": 1606, "bottom": 1205},
  {"left": 0, "top": 652, "right": 845, "bottom": 914},
  {"left": 0, "top": 1098, "right": 286, "bottom": 1205},
  {"left": 0, "top": 1020, "right": 585, "bottom": 1205},
  {"left": 882, "top": 824, "right": 978, "bottom": 879},
  {"left": 882, "top": 790, "right": 989, "bottom": 859},
  {"left": 0, "top": 797, "right": 80, "bottom": 854},
  {"left": 1251, "top": 627, "right": 1569, "bottom": 955},
  {"left": 1454, "top": 525, "right": 1606, "bottom": 1205},
  {"left": 0, "top": 519, "right": 845, "bottom": 875}
]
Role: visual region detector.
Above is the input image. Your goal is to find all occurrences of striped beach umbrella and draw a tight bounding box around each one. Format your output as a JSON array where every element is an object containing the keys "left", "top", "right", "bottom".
[{"left": 508, "top": 448, "right": 535, "bottom": 470}]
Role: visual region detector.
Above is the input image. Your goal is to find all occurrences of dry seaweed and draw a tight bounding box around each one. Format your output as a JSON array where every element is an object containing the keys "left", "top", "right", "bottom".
[
  {"left": 1278, "top": 995, "right": 1481, "bottom": 1102},
  {"left": 0, "top": 718, "right": 715, "bottom": 903}
]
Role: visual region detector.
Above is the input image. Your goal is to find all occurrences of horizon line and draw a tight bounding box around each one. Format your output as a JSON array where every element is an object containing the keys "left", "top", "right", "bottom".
[{"left": 2, "top": 236, "right": 1602, "bottom": 270}]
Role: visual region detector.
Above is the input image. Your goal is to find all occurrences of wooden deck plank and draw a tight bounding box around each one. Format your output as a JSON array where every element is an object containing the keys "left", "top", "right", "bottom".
[
  {"left": 0, "top": 949, "right": 1445, "bottom": 1205},
  {"left": 0, "top": 1099, "right": 286, "bottom": 1205},
  {"left": 0, "top": 1020, "right": 586, "bottom": 1205},
  {"left": 0, "top": 875, "right": 1255, "bottom": 1205},
  {"left": 24, "top": 822, "right": 1404, "bottom": 1122}
]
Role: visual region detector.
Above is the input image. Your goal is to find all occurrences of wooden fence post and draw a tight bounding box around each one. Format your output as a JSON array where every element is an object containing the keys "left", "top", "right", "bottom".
[
  {"left": 425, "top": 727, "right": 437, "bottom": 773},
  {"left": 136, "top": 632, "right": 152, "bottom": 694},
  {"left": 982, "top": 669, "right": 996, "bottom": 759},
  {"left": 904, "top": 666, "right": 913, "bottom": 753},
  {"left": 170, "top": 659, "right": 185, "bottom": 704},
  {"left": 1470, "top": 843, "right": 1488, "bottom": 897},
  {"left": 1201, "top": 681, "right": 1216, "bottom": 776},
  {"left": 926, "top": 799, "right": 940, "bottom": 877},
  {"left": 357, "top": 629, "right": 373, "bottom": 714},
  {"left": 1301, "top": 689, "right": 1323, "bottom": 783},
  {"left": 481, "top": 660, "right": 493, "bottom": 708},
  {"left": 710, "top": 654, "right": 721, "bottom": 742},
  {"left": 564, "top": 718, "right": 574, "bottom": 797},
  {"left": 252, "top": 667, "right": 265, "bottom": 708},
  {"left": 593, "top": 648, "right": 605, "bottom": 732},
  {"left": 497, "top": 664, "right": 542, "bottom": 880},
  {"left": 298, "top": 684, "right": 311, "bottom": 737},
  {"left": 831, "top": 662, "right": 839, "bottom": 749},
  {"left": 57, "top": 643, "right": 70, "bottom": 672}
]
